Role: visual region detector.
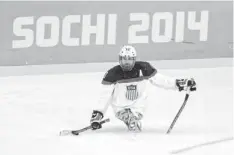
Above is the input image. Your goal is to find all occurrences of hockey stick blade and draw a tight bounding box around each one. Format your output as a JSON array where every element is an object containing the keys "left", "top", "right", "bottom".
[
  {"left": 166, "top": 88, "right": 191, "bottom": 134},
  {"left": 59, "top": 118, "right": 110, "bottom": 136}
]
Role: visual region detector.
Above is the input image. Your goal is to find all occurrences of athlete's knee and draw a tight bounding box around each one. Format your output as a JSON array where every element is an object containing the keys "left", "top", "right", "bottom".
[{"left": 115, "top": 108, "right": 143, "bottom": 132}]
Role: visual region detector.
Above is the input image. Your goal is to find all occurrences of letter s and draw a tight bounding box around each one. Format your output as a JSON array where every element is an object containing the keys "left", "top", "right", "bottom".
[{"left": 12, "top": 17, "right": 34, "bottom": 49}]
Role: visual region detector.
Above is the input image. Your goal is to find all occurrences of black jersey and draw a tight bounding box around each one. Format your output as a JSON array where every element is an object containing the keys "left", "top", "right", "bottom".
[{"left": 102, "top": 61, "right": 157, "bottom": 85}]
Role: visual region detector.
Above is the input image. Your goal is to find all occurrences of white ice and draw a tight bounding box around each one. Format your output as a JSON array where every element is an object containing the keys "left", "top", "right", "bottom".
[{"left": 0, "top": 58, "right": 233, "bottom": 155}]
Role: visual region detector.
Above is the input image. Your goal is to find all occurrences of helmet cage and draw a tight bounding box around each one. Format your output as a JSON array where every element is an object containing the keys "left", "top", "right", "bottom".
[{"left": 119, "top": 55, "right": 136, "bottom": 71}]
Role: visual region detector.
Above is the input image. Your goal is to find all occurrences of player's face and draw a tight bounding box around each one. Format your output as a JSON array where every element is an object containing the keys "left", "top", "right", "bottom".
[{"left": 119, "top": 55, "right": 136, "bottom": 71}]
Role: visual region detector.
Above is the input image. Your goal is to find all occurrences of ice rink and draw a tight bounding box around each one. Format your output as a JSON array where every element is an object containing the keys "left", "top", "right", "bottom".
[{"left": 0, "top": 58, "right": 233, "bottom": 155}]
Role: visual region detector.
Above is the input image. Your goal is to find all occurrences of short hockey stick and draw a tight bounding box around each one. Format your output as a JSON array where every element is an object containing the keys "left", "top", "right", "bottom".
[
  {"left": 60, "top": 118, "right": 110, "bottom": 136},
  {"left": 166, "top": 88, "right": 191, "bottom": 134}
]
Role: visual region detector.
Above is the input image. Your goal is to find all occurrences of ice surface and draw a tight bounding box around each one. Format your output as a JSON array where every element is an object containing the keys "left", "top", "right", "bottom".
[{"left": 0, "top": 61, "right": 233, "bottom": 155}]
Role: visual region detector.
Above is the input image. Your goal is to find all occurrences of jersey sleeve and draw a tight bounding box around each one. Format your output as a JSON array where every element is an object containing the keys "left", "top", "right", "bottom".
[
  {"left": 94, "top": 84, "right": 114, "bottom": 114},
  {"left": 93, "top": 67, "right": 117, "bottom": 114},
  {"left": 139, "top": 62, "right": 177, "bottom": 89},
  {"left": 149, "top": 72, "right": 178, "bottom": 90}
]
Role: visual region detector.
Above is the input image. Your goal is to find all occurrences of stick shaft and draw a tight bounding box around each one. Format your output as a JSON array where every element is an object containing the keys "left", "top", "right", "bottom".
[
  {"left": 167, "top": 89, "right": 191, "bottom": 134},
  {"left": 75, "top": 118, "right": 110, "bottom": 134}
]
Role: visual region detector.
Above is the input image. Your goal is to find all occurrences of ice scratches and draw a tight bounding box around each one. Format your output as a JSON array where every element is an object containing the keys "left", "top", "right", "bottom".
[{"left": 170, "top": 137, "right": 233, "bottom": 154}]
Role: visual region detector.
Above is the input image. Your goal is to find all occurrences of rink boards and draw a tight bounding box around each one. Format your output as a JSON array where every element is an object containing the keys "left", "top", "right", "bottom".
[{"left": 0, "top": 1, "right": 233, "bottom": 66}]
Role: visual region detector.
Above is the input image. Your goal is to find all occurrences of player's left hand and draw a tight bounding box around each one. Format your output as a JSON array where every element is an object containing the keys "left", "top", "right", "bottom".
[{"left": 176, "top": 78, "right": 196, "bottom": 92}]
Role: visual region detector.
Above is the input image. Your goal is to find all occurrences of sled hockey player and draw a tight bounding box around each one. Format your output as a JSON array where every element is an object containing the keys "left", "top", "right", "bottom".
[{"left": 90, "top": 45, "right": 197, "bottom": 132}]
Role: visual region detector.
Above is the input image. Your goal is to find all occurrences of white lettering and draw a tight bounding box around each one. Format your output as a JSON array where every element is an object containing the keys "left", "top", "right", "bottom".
[
  {"left": 175, "top": 12, "right": 185, "bottom": 42},
  {"left": 81, "top": 14, "right": 105, "bottom": 45},
  {"left": 128, "top": 13, "right": 150, "bottom": 44},
  {"left": 107, "top": 14, "right": 117, "bottom": 45},
  {"left": 62, "top": 15, "right": 80, "bottom": 46},
  {"left": 12, "top": 17, "right": 34, "bottom": 49},
  {"left": 36, "top": 16, "right": 60, "bottom": 47},
  {"left": 11, "top": 11, "right": 209, "bottom": 49},
  {"left": 152, "top": 12, "right": 173, "bottom": 43},
  {"left": 188, "top": 11, "right": 209, "bottom": 41}
]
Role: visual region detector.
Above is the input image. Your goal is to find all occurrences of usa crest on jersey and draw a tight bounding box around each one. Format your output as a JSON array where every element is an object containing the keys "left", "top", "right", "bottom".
[{"left": 125, "top": 85, "right": 138, "bottom": 101}]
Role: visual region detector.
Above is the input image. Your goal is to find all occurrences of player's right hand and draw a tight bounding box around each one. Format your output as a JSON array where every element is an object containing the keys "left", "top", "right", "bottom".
[
  {"left": 90, "top": 110, "right": 104, "bottom": 130},
  {"left": 91, "top": 121, "right": 102, "bottom": 130}
]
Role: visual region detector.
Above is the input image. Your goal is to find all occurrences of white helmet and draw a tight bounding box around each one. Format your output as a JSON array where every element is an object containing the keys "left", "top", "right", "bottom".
[{"left": 119, "top": 45, "right": 137, "bottom": 71}]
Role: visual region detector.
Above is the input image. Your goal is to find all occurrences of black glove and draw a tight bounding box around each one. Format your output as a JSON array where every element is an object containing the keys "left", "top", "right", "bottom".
[
  {"left": 176, "top": 78, "right": 197, "bottom": 92},
  {"left": 90, "top": 110, "right": 104, "bottom": 130},
  {"left": 91, "top": 121, "right": 102, "bottom": 130}
]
